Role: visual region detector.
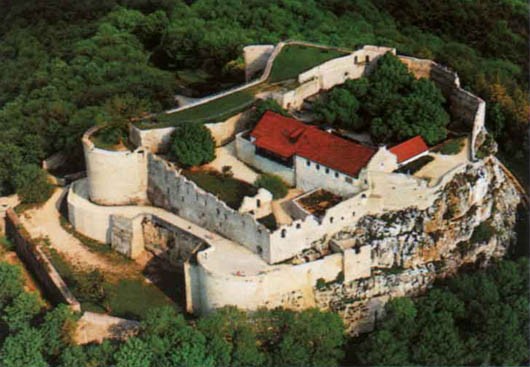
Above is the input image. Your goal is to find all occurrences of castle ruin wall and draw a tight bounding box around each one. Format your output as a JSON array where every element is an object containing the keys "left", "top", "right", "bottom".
[
  {"left": 83, "top": 127, "right": 148, "bottom": 206},
  {"left": 243, "top": 45, "right": 275, "bottom": 81}
]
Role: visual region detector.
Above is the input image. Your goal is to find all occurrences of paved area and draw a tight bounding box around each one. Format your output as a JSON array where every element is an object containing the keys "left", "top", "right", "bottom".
[
  {"left": 206, "top": 142, "right": 259, "bottom": 183},
  {"left": 414, "top": 138, "right": 470, "bottom": 185}
]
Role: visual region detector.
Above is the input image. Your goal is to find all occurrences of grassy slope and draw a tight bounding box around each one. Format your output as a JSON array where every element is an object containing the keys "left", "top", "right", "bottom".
[
  {"left": 138, "top": 45, "right": 347, "bottom": 129},
  {"left": 268, "top": 45, "right": 347, "bottom": 82}
]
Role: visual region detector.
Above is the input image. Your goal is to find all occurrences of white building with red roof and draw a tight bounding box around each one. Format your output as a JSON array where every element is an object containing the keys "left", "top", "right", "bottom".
[{"left": 237, "top": 111, "right": 430, "bottom": 196}]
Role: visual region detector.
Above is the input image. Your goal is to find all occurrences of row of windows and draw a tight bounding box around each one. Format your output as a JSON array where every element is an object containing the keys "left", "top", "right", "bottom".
[{"left": 305, "top": 159, "right": 353, "bottom": 183}]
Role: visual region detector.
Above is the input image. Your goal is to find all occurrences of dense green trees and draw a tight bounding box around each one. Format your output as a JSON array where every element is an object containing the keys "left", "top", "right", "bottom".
[
  {"left": 0, "top": 258, "right": 346, "bottom": 367},
  {"left": 0, "top": 262, "right": 77, "bottom": 366},
  {"left": 350, "top": 258, "right": 529, "bottom": 366},
  {"left": 314, "top": 53, "right": 449, "bottom": 145},
  {"left": 170, "top": 122, "right": 216, "bottom": 167},
  {"left": 0, "top": 0, "right": 527, "bottom": 194}
]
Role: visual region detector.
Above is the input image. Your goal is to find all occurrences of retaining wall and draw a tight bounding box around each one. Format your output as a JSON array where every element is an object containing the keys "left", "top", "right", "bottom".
[
  {"left": 4, "top": 209, "right": 80, "bottom": 311},
  {"left": 129, "top": 110, "right": 255, "bottom": 154},
  {"left": 243, "top": 45, "right": 275, "bottom": 81},
  {"left": 398, "top": 56, "right": 486, "bottom": 159}
]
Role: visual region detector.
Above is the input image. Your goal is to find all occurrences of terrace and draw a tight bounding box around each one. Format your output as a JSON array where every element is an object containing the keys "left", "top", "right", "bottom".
[
  {"left": 136, "top": 44, "right": 349, "bottom": 130},
  {"left": 294, "top": 189, "right": 343, "bottom": 218}
]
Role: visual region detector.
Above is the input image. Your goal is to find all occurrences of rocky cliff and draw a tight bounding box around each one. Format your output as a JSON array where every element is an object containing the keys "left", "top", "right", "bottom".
[{"left": 314, "top": 157, "right": 520, "bottom": 335}]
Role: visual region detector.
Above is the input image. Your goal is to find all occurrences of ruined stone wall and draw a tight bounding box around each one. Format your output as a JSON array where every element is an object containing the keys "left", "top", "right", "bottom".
[
  {"left": 5, "top": 210, "right": 81, "bottom": 311},
  {"left": 146, "top": 154, "right": 272, "bottom": 259},
  {"left": 243, "top": 45, "right": 275, "bottom": 81},
  {"left": 142, "top": 216, "right": 207, "bottom": 267},
  {"left": 398, "top": 56, "right": 486, "bottom": 159}
]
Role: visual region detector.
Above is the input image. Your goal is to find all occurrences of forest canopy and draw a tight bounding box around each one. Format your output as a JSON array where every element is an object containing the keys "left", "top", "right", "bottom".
[{"left": 0, "top": 0, "right": 527, "bottom": 198}]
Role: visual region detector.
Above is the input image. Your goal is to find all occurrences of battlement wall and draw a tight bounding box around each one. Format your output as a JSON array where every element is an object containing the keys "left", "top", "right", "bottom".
[
  {"left": 279, "top": 46, "right": 395, "bottom": 109},
  {"left": 398, "top": 56, "right": 486, "bottom": 159},
  {"left": 146, "top": 154, "right": 272, "bottom": 259}
]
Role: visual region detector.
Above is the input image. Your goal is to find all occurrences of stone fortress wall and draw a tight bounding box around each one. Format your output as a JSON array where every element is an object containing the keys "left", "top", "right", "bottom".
[
  {"left": 83, "top": 127, "right": 148, "bottom": 206},
  {"left": 277, "top": 45, "right": 395, "bottom": 109},
  {"left": 77, "top": 41, "right": 481, "bottom": 263},
  {"left": 69, "top": 41, "right": 501, "bottom": 324}
]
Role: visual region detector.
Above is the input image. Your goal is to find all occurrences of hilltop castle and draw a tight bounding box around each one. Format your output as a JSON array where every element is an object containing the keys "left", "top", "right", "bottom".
[{"left": 66, "top": 41, "right": 520, "bottom": 334}]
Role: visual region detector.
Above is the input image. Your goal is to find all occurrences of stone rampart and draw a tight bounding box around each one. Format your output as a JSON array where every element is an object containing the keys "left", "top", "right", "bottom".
[
  {"left": 4, "top": 209, "right": 81, "bottom": 311},
  {"left": 243, "top": 45, "right": 275, "bottom": 81},
  {"left": 146, "top": 154, "right": 272, "bottom": 259},
  {"left": 83, "top": 127, "right": 148, "bottom": 206},
  {"left": 398, "top": 56, "right": 486, "bottom": 159},
  {"left": 277, "top": 46, "right": 395, "bottom": 110},
  {"left": 129, "top": 110, "right": 255, "bottom": 154}
]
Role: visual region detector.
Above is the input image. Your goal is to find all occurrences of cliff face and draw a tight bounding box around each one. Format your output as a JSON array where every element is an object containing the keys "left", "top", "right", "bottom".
[{"left": 315, "top": 157, "right": 520, "bottom": 335}]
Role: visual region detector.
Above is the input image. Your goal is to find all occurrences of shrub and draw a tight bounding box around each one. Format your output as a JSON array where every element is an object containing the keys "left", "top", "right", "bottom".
[
  {"left": 470, "top": 222, "right": 496, "bottom": 243},
  {"left": 436, "top": 137, "right": 465, "bottom": 155},
  {"left": 14, "top": 165, "right": 53, "bottom": 204},
  {"left": 316, "top": 278, "right": 327, "bottom": 290},
  {"left": 254, "top": 173, "right": 288, "bottom": 199},
  {"left": 170, "top": 123, "right": 215, "bottom": 167},
  {"left": 252, "top": 98, "right": 289, "bottom": 123}
]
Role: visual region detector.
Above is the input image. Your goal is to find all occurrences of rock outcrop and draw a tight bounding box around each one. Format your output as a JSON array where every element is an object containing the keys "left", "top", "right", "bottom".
[{"left": 315, "top": 157, "right": 520, "bottom": 334}]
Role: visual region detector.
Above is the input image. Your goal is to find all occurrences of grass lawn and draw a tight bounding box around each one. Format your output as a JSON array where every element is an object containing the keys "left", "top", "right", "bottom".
[
  {"left": 433, "top": 137, "right": 466, "bottom": 155},
  {"left": 138, "top": 90, "right": 255, "bottom": 129},
  {"left": 183, "top": 169, "right": 257, "bottom": 209},
  {"left": 45, "top": 247, "right": 175, "bottom": 320},
  {"left": 104, "top": 279, "right": 175, "bottom": 320},
  {"left": 268, "top": 45, "right": 347, "bottom": 83}
]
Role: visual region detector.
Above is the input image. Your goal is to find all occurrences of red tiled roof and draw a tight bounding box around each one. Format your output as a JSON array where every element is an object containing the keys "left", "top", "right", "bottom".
[
  {"left": 250, "top": 111, "right": 308, "bottom": 159},
  {"left": 389, "top": 136, "right": 429, "bottom": 163},
  {"left": 250, "top": 111, "right": 376, "bottom": 177}
]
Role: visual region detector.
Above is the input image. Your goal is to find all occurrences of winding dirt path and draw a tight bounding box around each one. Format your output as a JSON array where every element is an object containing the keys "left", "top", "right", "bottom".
[{"left": 19, "top": 188, "right": 137, "bottom": 274}]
